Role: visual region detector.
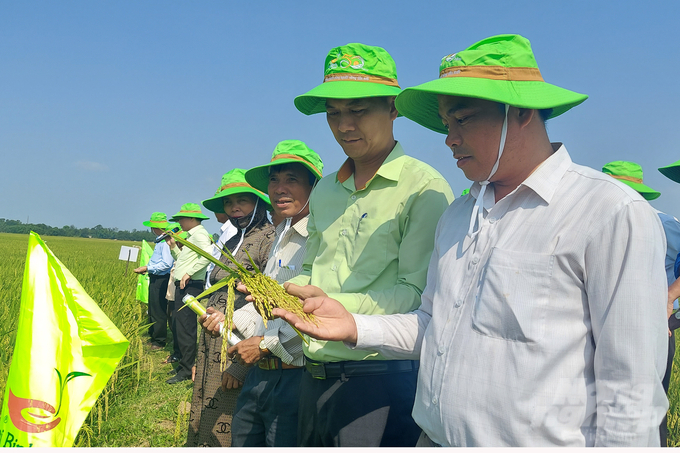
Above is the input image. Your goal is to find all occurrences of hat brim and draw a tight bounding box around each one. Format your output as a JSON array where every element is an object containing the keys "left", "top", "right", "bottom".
[
  {"left": 615, "top": 179, "right": 661, "bottom": 200},
  {"left": 294, "top": 81, "right": 402, "bottom": 115},
  {"left": 142, "top": 220, "right": 170, "bottom": 228},
  {"left": 169, "top": 212, "right": 210, "bottom": 221},
  {"left": 395, "top": 77, "right": 588, "bottom": 134},
  {"left": 245, "top": 159, "right": 322, "bottom": 194},
  {"left": 202, "top": 187, "right": 271, "bottom": 214},
  {"left": 659, "top": 163, "right": 680, "bottom": 184}
]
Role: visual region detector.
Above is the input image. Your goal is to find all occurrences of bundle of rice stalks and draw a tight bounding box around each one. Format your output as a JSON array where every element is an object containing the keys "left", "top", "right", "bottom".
[{"left": 169, "top": 230, "right": 314, "bottom": 370}]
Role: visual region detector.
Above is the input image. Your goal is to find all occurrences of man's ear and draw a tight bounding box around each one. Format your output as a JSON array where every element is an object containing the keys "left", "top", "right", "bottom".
[
  {"left": 387, "top": 96, "right": 398, "bottom": 121},
  {"left": 516, "top": 108, "right": 535, "bottom": 129}
]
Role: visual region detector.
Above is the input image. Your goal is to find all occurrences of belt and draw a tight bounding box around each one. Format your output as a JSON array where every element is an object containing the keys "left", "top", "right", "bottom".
[
  {"left": 304, "top": 357, "right": 418, "bottom": 380},
  {"left": 174, "top": 280, "right": 204, "bottom": 287},
  {"left": 258, "top": 357, "right": 303, "bottom": 371}
]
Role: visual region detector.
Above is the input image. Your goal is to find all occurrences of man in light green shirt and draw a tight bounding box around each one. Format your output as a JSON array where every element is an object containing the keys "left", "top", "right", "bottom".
[
  {"left": 286, "top": 43, "right": 453, "bottom": 446},
  {"left": 166, "top": 203, "right": 213, "bottom": 384}
]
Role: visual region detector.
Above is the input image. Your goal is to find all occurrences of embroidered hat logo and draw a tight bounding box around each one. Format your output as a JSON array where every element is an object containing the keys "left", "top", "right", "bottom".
[
  {"left": 328, "top": 53, "right": 365, "bottom": 70},
  {"left": 443, "top": 53, "right": 461, "bottom": 62}
]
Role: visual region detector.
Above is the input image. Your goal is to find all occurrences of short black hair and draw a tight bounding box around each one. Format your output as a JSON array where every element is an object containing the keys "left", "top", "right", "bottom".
[{"left": 269, "top": 162, "right": 317, "bottom": 186}]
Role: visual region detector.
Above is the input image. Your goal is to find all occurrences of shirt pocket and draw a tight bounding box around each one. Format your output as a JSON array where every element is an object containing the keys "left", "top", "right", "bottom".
[
  {"left": 348, "top": 217, "right": 390, "bottom": 276},
  {"left": 472, "top": 247, "right": 554, "bottom": 343}
]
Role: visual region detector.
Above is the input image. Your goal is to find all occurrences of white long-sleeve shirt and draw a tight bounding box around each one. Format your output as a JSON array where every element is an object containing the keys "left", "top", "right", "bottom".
[{"left": 352, "top": 144, "right": 668, "bottom": 447}]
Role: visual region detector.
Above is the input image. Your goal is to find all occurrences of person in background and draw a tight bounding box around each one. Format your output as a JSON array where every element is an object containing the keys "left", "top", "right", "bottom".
[
  {"left": 164, "top": 230, "right": 188, "bottom": 368},
  {"left": 277, "top": 34, "right": 668, "bottom": 447},
  {"left": 205, "top": 174, "right": 238, "bottom": 290},
  {"left": 285, "top": 42, "right": 454, "bottom": 447},
  {"left": 186, "top": 169, "right": 274, "bottom": 447},
  {"left": 134, "top": 212, "right": 176, "bottom": 350},
  {"left": 165, "top": 203, "right": 213, "bottom": 384}
]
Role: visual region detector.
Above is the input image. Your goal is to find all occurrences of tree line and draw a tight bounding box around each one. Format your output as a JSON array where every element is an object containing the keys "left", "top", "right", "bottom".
[{"left": 0, "top": 219, "right": 156, "bottom": 242}]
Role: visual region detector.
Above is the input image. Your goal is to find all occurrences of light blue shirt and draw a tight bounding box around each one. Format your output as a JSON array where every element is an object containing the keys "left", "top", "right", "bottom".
[
  {"left": 656, "top": 209, "right": 680, "bottom": 309},
  {"left": 147, "top": 240, "right": 173, "bottom": 276}
]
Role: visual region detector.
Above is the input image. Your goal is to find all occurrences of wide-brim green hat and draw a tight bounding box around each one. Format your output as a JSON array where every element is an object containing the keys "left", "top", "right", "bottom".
[
  {"left": 294, "top": 43, "right": 403, "bottom": 115},
  {"left": 143, "top": 212, "right": 170, "bottom": 229},
  {"left": 394, "top": 34, "right": 588, "bottom": 134},
  {"left": 659, "top": 160, "right": 680, "bottom": 184},
  {"left": 169, "top": 202, "right": 211, "bottom": 221},
  {"left": 602, "top": 161, "right": 660, "bottom": 200},
  {"left": 202, "top": 168, "right": 271, "bottom": 214},
  {"left": 244, "top": 140, "right": 324, "bottom": 193}
]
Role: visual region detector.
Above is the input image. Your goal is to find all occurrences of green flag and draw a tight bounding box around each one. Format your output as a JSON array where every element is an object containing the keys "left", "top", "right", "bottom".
[
  {"left": 135, "top": 240, "right": 153, "bottom": 304},
  {"left": 0, "top": 232, "right": 129, "bottom": 447}
]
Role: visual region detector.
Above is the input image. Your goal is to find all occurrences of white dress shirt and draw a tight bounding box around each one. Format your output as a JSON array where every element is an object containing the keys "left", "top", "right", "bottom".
[
  {"left": 352, "top": 144, "right": 668, "bottom": 446},
  {"left": 204, "top": 221, "right": 238, "bottom": 289}
]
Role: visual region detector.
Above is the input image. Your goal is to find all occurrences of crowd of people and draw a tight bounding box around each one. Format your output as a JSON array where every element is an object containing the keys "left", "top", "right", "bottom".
[{"left": 133, "top": 34, "right": 680, "bottom": 447}]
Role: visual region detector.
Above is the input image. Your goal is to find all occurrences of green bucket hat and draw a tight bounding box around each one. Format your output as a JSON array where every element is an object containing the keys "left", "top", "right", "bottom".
[
  {"left": 294, "top": 43, "right": 402, "bottom": 115},
  {"left": 602, "top": 161, "right": 660, "bottom": 200},
  {"left": 169, "top": 202, "right": 211, "bottom": 221},
  {"left": 202, "top": 169, "right": 271, "bottom": 214},
  {"left": 659, "top": 160, "right": 680, "bottom": 184},
  {"left": 142, "top": 212, "right": 171, "bottom": 229},
  {"left": 244, "top": 140, "right": 324, "bottom": 193},
  {"left": 394, "top": 34, "right": 589, "bottom": 134}
]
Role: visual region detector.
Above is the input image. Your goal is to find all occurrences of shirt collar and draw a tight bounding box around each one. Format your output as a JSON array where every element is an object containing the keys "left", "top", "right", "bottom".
[
  {"left": 469, "top": 143, "right": 570, "bottom": 209},
  {"left": 186, "top": 224, "right": 203, "bottom": 237},
  {"left": 276, "top": 214, "right": 309, "bottom": 238},
  {"left": 519, "top": 143, "right": 571, "bottom": 204},
  {"left": 336, "top": 141, "right": 405, "bottom": 189}
]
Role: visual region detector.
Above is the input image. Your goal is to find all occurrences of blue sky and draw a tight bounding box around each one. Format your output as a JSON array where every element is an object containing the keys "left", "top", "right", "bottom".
[{"left": 2, "top": 1, "right": 680, "bottom": 234}]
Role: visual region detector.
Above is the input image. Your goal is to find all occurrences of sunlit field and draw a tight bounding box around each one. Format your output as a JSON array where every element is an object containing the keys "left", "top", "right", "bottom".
[
  {"left": 0, "top": 233, "right": 191, "bottom": 447},
  {"left": 1, "top": 231, "right": 679, "bottom": 446}
]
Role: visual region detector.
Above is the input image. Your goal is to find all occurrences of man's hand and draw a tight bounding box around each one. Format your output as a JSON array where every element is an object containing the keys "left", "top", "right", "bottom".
[
  {"left": 180, "top": 273, "right": 190, "bottom": 290},
  {"left": 199, "top": 307, "right": 225, "bottom": 336},
  {"left": 133, "top": 266, "right": 147, "bottom": 275},
  {"left": 221, "top": 371, "right": 242, "bottom": 390},
  {"left": 192, "top": 365, "right": 196, "bottom": 382},
  {"left": 165, "top": 236, "right": 176, "bottom": 249},
  {"left": 272, "top": 283, "right": 358, "bottom": 344},
  {"left": 228, "top": 336, "right": 266, "bottom": 365}
]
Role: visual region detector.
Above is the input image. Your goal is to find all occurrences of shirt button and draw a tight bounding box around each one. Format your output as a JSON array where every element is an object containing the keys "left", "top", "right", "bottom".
[
  {"left": 488, "top": 217, "right": 497, "bottom": 224},
  {"left": 438, "top": 345, "right": 445, "bottom": 355},
  {"left": 341, "top": 230, "right": 347, "bottom": 236},
  {"left": 351, "top": 195, "right": 357, "bottom": 200},
  {"left": 471, "top": 256, "right": 479, "bottom": 265},
  {"left": 432, "top": 397, "right": 439, "bottom": 405},
  {"left": 455, "top": 299, "right": 462, "bottom": 308},
  {"left": 331, "top": 265, "right": 337, "bottom": 271}
]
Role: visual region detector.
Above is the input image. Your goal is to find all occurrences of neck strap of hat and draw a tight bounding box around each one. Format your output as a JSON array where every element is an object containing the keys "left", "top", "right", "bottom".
[
  {"left": 468, "top": 104, "right": 509, "bottom": 238},
  {"left": 231, "top": 198, "right": 259, "bottom": 257},
  {"left": 271, "top": 178, "right": 317, "bottom": 258}
]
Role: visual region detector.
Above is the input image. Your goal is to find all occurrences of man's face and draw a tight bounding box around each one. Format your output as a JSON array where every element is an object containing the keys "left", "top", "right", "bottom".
[
  {"left": 215, "top": 212, "right": 229, "bottom": 224},
  {"left": 325, "top": 97, "right": 397, "bottom": 161},
  {"left": 437, "top": 95, "right": 506, "bottom": 182},
  {"left": 222, "top": 193, "right": 256, "bottom": 220},
  {"left": 177, "top": 217, "right": 198, "bottom": 231},
  {"left": 268, "top": 163, "right": 314, "bottom": 220}
]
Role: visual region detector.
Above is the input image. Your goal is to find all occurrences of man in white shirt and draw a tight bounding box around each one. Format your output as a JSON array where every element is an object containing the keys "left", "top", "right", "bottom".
[
  {"left": 277, "top": 34, "right": 669, "bottom": 447},
  {"left": 205, "top": 174, "right": 238, "bottom": 290}
]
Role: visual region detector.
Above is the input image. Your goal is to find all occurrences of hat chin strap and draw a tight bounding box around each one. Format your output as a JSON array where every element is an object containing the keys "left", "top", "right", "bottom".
[
  {"left": 231, "top": 198, "right": 259, "bottom": 257},
  {"left": 467, "top": 104, "right": 509, "bottom": 238},
  {"left": 271, "top": 179, "right": 318, "bottom": 257}
]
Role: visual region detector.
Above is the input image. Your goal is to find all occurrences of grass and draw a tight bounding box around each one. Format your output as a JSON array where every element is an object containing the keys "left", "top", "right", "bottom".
[{"left": 1, "top": 231, "right": 680, "bottom": 446}]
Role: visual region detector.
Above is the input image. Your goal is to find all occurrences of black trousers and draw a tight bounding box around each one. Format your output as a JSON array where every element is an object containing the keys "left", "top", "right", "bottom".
[
  {"left": 148, "top": 274, "right": 170, "bottom": 346},
  {"left": 297, "top": 365, "right": 421, "bottom": 446},
  {"left": 173, "top": 280, "right": 203, "bottom": 378}
]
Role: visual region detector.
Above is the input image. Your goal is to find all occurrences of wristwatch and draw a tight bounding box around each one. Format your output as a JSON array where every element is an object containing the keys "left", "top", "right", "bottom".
[{"left": 258, "top": 337, "right": 270, "bottom": 355}]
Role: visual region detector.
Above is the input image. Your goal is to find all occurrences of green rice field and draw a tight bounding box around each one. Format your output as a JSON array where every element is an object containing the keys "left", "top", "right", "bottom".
[{"left": 0, "top": 231, "right": 679, "bottom": 446}]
